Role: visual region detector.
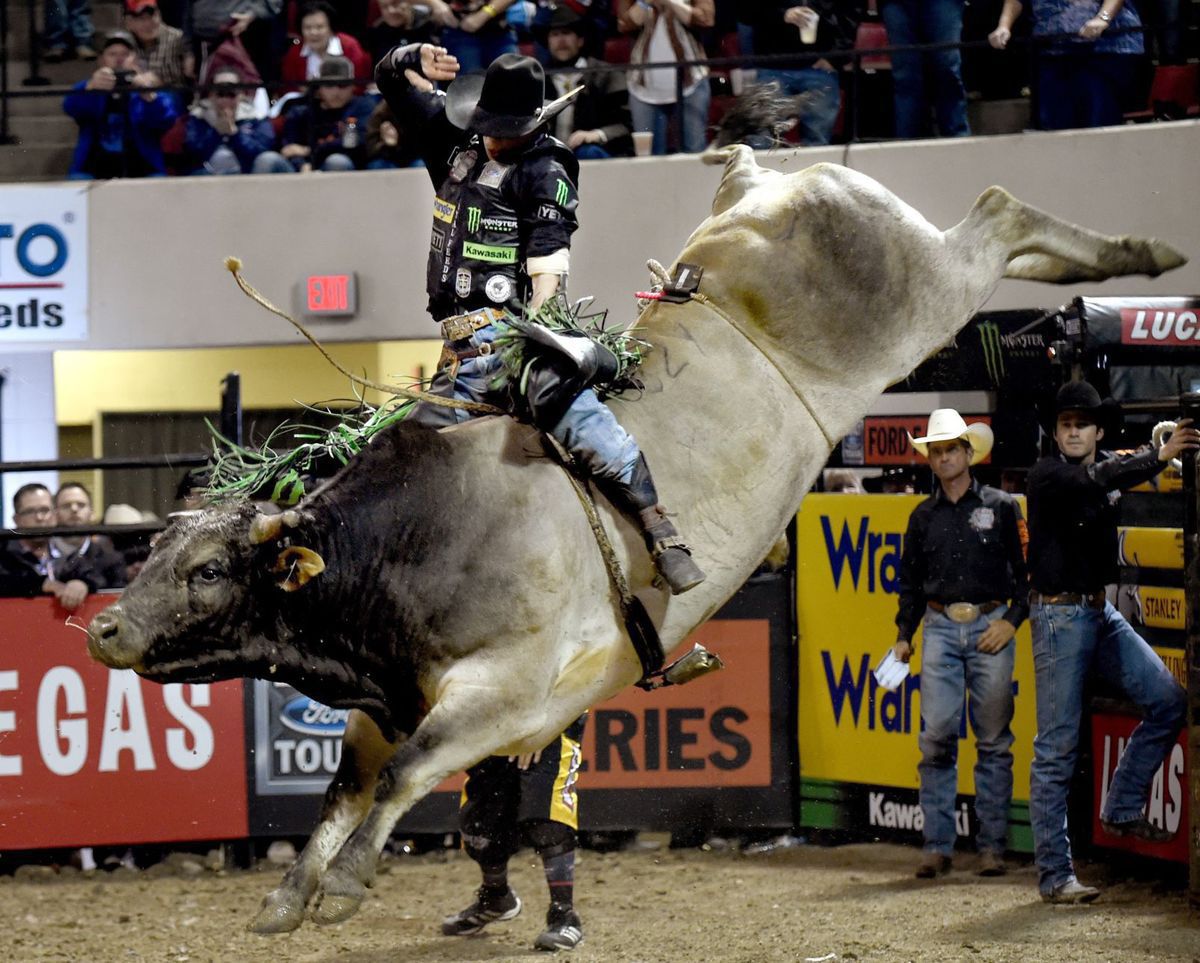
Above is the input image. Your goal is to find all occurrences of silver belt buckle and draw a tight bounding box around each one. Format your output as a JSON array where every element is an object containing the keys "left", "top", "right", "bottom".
[{"left": 946, "top": 602, "right": 980, "bottom": 624}]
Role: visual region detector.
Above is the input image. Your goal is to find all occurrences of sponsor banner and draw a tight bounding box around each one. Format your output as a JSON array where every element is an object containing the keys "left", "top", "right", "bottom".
[
  {"left": 1117, "top": 526, "right": 1183, "bottom": 569},
  {"left": 1153, "top": 646, "right": 1186, "bottom": 689},
  {"left": 1075, "top": 296, "right": 1200, "bottom": 349},
  {"left": 1123, "top": 586, "right": 1186, "bottom": 631},
  {"left": 248, "top": 578, "right": 792, "bottom": 835},
  {"left": 0, "top": 596, "right": 248, "bottom": 849},
  {"left": 863, "top": 415, "right": 992, "bottom": 466},
  {"left": 0, "top": 185, "right": 88, "bottom": 341},
  {"left": 1091, "top": 711, "right": 1188, "bottom": 864},
  {"left": 432, "top": 196, "right": 455, "bottom": 223},
  {"left": 1121, "top": 307, "right": 1200, "bottom": 346},
  {"left": 796, "top": 495, "right": 1037, "bottom": 801},
  {"left": 895, "top": 310, "right": 1051, "bottom": 394},
  {"left": 800, "top": 778, "right": 1032, "bottom": 850}
]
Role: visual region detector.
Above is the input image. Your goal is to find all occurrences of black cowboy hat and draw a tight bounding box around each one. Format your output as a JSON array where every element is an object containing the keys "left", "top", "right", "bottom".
[
  {"left": 532, "top": 6, "right": 590, "bottom": 47},
  {"left": 1042, "top": 380, "right": 1123, "bottom": 436},
  {"left": 445, "top": 53, "right": 580, "bottom": 138}
]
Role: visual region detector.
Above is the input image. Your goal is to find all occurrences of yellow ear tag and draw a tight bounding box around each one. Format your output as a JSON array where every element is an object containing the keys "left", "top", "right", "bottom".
[{"left": 272, "top": 546, "right": 326, "bottom": 591}]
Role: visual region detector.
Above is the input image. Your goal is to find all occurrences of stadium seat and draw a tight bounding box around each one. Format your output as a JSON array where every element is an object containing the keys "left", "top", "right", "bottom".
[
  {"left": 1124, "top": 64, "right": 1200, "bottom": 122},
  {"left": 854, "top": 21, "right": 891, "bottom": 73}
]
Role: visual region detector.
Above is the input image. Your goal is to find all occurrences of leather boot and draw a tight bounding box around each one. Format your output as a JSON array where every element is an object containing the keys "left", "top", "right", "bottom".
[{"left": 601, "top": 456, "right": 706, "bottom": 595}]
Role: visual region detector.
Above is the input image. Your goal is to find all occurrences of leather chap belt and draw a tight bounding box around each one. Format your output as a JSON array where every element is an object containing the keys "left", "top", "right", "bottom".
[
  {"left": 928, "top": 600, "right": 1003, "bottom": 623},
  {"left": 438, "top": 308, "right": 504, "bottom": 375},
  {"left": 440, "top": 307, "right": 503, "bottom": 343},
  {"left": 1030, "top": 590, "right": 1106, "bottom": 609}
]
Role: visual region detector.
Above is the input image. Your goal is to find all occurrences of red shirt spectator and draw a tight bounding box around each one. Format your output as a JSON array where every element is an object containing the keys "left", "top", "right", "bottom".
[{"left": 281, "top": 0, "right": 372, "bottom": 91}]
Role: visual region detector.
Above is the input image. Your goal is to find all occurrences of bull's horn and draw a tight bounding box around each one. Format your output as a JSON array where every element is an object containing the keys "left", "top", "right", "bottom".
[
  {"left": 249, "top": 509, "right": 302, "bottom": 545},
  {"left": 271, "top": 545, "right": 326, "bottom": 592}
]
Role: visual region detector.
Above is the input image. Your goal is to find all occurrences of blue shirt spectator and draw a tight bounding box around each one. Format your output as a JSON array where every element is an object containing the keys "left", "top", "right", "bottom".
[
  {"left": 184, "top": 67, "right": 282, "bottom": 173},
  {"left": 63, "top": 31, "right": 180, "bottom": 178},
  {"left": 1033, "top": 0, "right": 1144, "bottom": 53}
]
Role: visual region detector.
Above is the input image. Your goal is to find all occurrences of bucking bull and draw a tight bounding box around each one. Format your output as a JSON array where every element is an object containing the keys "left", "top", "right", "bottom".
[{"left": 87, "top": 146, "right": 1183, "bottom": 933}]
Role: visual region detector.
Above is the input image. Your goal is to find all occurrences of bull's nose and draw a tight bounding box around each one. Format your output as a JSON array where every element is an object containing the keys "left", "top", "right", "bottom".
[{"left": 87, "top": 610, "right": 129, "bottom": 665}]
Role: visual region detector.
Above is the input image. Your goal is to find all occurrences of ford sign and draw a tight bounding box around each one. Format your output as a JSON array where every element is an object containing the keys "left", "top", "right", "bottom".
[{"left": 279, "top": 696, "right": 350, "bottom": 737}]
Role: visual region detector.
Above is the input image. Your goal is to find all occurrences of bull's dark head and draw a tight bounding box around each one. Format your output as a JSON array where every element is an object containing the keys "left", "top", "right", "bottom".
[{"left": 86, "top": 504, "right": 326, "bottom": 683}]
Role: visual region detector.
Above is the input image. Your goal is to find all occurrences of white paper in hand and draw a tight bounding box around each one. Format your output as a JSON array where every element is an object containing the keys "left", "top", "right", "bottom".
[{"left": 873, "top": 650, "right": 910, "bottom": 691}]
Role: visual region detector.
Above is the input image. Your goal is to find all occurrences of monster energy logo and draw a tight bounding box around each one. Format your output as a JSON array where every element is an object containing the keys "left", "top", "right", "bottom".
[
  {"left": 555, "top": 179, "right": 570, "bottom": 207},
  {"left": 466, "top": 206, "right": 482, "bottom": 233},
  {"left": 978, "top": 321, "right": 1005, "bottom": 386}
]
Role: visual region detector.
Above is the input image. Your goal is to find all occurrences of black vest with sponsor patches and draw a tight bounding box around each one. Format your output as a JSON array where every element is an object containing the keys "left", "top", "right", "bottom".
[{"left": 426, "top": 132, "right": 579, "bottom": 322}]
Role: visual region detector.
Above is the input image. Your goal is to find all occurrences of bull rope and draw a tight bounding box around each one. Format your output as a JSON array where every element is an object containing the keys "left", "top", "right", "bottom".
[
  {"left": 225, "top": 257, "right": 643, "bottom": 641},
  {"left": 223, "top": 257, "right": 504, "bottom": 416}
]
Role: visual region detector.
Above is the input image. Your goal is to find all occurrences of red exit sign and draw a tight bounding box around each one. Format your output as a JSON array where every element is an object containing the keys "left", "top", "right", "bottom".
[{"left": 303, "top": 273, "right": 357, "bottom": 317}]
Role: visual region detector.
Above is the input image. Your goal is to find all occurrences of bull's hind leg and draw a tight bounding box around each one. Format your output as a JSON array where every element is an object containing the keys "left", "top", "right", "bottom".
[
  {"left": 952, "top": 186, "right": 1186, "bottom": 284},
  {"left": 249, "top": 710, "right": 401, "bottom": 934},
  {"left": 309, "top": 686, "right": 537, "bottom": 927}
]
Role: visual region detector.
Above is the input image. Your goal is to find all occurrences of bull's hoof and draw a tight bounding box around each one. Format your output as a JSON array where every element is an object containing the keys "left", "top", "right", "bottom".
[
  {"left": 1146, "top": 238, "right": 1187, "bottom": 275},
  {"left": 310, "top": 889, "right": 365, "bottom": 926},
  {"left": 248, "top": 894, "right": 306, "bottom": 934}
]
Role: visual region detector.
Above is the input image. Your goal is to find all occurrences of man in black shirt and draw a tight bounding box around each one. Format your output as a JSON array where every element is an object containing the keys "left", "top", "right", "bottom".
[
  {"left": 1026, "top": 380, "right": 1198, "bottom": 904},
  {"left": 893, "top": 409, "right": 1028, "bottom": 880},
  {"left": 375, "top": 44, "right": 704, "bottom": 595}
]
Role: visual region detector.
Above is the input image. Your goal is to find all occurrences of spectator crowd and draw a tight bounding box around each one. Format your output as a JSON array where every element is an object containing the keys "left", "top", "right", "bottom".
[
  {"left": 0, "top": 481, "right": 156, "bottom": 606},
  {"left": 52, "top": 1, "right": 1196, "bottom": 178}
]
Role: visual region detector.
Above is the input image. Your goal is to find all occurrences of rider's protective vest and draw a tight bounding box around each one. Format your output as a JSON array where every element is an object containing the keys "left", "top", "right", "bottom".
[{"left": 426, "top": 133, "right": 579, "bottom": 322}]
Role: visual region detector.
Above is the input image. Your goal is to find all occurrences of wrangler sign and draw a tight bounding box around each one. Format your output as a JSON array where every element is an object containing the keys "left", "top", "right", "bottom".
[{"left": 796, "top": 495, "right": 1037, "bottom": 851}]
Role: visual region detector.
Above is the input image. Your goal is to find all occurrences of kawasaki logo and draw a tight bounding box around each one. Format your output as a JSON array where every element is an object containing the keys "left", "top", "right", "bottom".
[
  {"left": 978, "top": 320, "right": 1005, "bottom": 387},
  {"left": 555, "top": 178, "right": 570, "bottom": 207},
  {"left": 466, "top": 206, "right": 481, "bottom": 233},
  {"left": 462, "top": 241, "right": 517, "bottom": 263}
]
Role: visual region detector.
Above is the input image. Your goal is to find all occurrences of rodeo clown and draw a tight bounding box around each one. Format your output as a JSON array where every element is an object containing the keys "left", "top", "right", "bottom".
[
  {"left": 375, "top": 44, "right": 705, "bottom": 596},
  {"left": 892, "top": 409, "right": 1028, "bottom": 881}
]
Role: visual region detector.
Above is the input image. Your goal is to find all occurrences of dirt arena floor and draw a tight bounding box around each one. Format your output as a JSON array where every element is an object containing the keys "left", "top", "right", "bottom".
[{"left": 0, "top": 839, "right": 1196, "bottom": 963}]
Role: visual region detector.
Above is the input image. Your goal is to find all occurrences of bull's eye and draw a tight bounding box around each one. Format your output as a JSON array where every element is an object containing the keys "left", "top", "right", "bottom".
[{"left": 197, "top": 565, "right": 223, "bottom": 583}]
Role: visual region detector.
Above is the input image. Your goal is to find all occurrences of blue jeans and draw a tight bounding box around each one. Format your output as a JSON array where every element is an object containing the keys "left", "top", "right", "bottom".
[
  {"left": 629, "top": 82, "right": 711, "bottom": 155},
  {"left": 1029, "top": 600, "right": 1185, "bottom": 894},
  {"left": 1036, "top": 52, "right": 1139, "bottom": 131},
  {"left": 411, "top": 323, "right": 641, "bottom": 483},
  {"left": 441, "top": 28, "right": 518, "bottom": 75},
  {"left": 879, "top": 0, "right": 969, "bottom": 139},
  {"left": 756, "top": 67, "right": 841, "bottom": 146},
  {"left": 918, "top": 606, "right": 1015, "bottom": 856},
  {"left": 44, "top": 0, "right": 93, "bottom": 48}
]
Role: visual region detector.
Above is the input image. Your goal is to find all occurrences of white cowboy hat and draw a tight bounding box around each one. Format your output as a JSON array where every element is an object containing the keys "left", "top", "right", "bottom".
[{"left": 907, "top": 409, "right": 993, "bottom": 466}]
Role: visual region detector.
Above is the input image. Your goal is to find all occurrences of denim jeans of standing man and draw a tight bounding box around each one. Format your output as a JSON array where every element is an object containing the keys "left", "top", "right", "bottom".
[
  {"left": 410, "top": 321, "right": 641, "bottom": 482},
  {"left": 918, "top": 606, "right": 1015, "bottom": 857},
  {"left": 629, "top": 81, "right": 712, "bottom": 156},
  {"left": 1029, "top": 601, "right": 1186, "bottom": 896},
  {"left": 879, "top": 0, "right": 970, "bottom": 139},
  {"left": 44, "top": 0, "right": 94, "bottom": 53}
]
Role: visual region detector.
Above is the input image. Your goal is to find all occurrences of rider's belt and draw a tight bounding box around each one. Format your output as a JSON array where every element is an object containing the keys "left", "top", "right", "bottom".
[
  {"left": 440, "top": 307, "right": 502, "bottom": 343},
  {"left": 1030, "top": 590, "right": 1106, "bottom": 609},
  {"left": 928, "top": 600, "right": 1003, "bottom": 623}
]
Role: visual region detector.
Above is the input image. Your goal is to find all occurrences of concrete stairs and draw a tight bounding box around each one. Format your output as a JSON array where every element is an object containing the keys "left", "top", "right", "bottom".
[{"left": 1, "top": 0, "right": 124, "bottom": 181}]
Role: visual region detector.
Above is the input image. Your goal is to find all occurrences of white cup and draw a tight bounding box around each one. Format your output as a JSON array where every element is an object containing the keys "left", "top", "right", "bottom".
[
  {"left": 800, "top": 9, "right": 819, "bottom": 44},
  {"left": 632, "top": 131, "right": 653, "bottom": 157}
]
